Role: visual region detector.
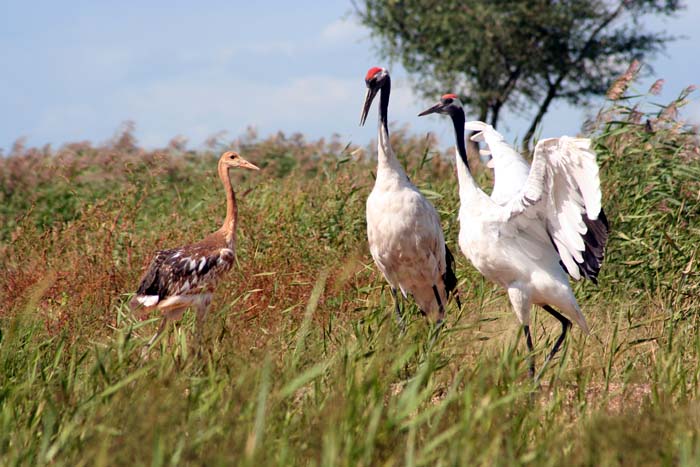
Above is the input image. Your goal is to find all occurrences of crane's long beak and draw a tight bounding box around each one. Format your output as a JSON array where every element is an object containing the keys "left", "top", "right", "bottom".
[
  {"left": 359, "top": 87, "right": 379, "bottom": 126},
  {"left": 418, "top": 101, "right": 445, "bottom": 117},
  {"left": 238, "top": 158, "right": 260, "bottom": 171}
]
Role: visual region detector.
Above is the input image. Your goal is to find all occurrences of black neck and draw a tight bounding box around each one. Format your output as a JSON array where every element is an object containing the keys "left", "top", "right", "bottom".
[
  {"left": 378, "top": 75, "right": 391, "bottom": 135},
  {"left": 450, "top": 107, "right": 469, "bottom": 170}
]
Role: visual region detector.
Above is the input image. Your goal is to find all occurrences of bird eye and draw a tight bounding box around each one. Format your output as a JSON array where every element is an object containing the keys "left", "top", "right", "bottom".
[{"left": 443, "top": 98, "right": 453, "bottom": 105}]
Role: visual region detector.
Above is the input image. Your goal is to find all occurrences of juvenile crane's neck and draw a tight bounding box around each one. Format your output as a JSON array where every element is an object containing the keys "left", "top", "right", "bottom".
[
  {"left": 218, "top": 163, "right": 238, "bottom": 248},
  {"left": 376, "top": 76, "right": 407, "bottom": 178},
  {"left": 451, "top": 107, "right": 482, "bottom": 198}
]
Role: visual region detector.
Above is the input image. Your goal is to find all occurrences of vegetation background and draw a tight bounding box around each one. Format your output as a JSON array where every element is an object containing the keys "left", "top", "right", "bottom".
[{"left": 1, "top": 68, "right": 699, "bottom": 465}]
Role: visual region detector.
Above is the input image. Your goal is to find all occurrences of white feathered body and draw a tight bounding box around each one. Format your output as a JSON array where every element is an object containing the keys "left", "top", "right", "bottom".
[
  {"left": 366, "top": 143, "right": 447, "bottom": 321},
  {"left": 456, "top": 191, "right": 586, "bottom": 331},
  {"left": 453, "top": 126, "right": 604, "bottom": 333}
]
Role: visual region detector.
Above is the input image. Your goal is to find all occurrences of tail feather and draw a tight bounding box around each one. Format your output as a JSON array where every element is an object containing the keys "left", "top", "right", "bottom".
[
  {"left": 443, "top": 244, "right": 461, "bottom": 308},
  {"left": 129, "top": 295, "right": 160, "bottom": 310}
]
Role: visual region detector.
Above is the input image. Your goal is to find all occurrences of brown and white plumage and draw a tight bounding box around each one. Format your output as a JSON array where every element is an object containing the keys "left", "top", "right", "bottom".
[{"left": 130, "top": 151, "right": 259, "bottom": 348}]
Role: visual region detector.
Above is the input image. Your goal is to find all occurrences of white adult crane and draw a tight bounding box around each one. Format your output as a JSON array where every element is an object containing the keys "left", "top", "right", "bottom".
[
  {"left": 419, "top": 94, "right": 608, "bottom": 378},
  {"left": 360, "top": 68, "right": 459, "bottom": 329}
]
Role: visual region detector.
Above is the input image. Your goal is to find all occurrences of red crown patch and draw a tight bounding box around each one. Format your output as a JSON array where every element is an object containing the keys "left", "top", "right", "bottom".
[
  {"left": 365, "top": 67, "right": 383, "bottom": 81},
  {"left": 442, "top": 93, "right": 458, "bottom": 100}
]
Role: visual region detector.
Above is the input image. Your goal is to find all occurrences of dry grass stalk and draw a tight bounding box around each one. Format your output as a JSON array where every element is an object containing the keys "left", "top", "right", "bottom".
[
  {"left": 648, "top": 79, "right": 665, "bottom": 95},
  {"left": 606, "top": 59, "right": 642, "bottom": 100}
]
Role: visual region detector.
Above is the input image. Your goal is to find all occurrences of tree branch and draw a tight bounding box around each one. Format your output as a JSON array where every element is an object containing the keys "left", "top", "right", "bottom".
[{"left": 522, "top": 1, "right": 629, "bottom": 150}]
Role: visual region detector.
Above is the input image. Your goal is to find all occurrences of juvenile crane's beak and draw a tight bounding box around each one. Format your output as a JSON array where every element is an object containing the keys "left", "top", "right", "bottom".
[
  {"left": 418, "top": 101, "right": 446, "bottom": 117},
  {"left": 360, "top": 86, "right": 379, "bottom": 126},
  {"left": 238, "top": 158, "right": 260, "bottom": 171}
]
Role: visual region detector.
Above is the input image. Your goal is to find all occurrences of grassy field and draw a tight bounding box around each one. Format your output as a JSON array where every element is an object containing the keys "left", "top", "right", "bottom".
[{"left": 1, "top": 85, "right": 700, "bottom": 465}]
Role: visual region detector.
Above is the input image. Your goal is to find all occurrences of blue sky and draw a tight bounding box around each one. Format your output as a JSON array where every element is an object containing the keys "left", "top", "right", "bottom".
[{"left": 2, "top": 1, "right": 698, "bottom": 153}]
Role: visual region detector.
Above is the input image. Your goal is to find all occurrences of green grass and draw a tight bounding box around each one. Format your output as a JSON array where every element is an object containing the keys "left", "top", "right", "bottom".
[{"left": 1, "top": 85, "right": 700, "bottom": 465}]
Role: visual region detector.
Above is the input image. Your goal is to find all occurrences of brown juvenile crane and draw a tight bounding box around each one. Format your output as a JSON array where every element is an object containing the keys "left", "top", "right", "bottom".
[{"left": 130, "top": 151, "right": 259, "bottom": 349}]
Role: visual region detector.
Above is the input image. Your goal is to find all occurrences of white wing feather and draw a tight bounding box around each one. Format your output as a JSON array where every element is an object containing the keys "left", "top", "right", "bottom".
[
  {"left": 466, "top": 123, "right": 603, "bottom": 279},
  {"left": 465, "top": 121, "right": 530, "bottom": 205},
  {"left": 506, "top": 137, "right": 603, "bottom": 280}
]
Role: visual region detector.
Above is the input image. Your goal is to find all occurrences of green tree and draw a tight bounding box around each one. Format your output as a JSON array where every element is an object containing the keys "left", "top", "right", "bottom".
[{"left": 355, "top": 0, "right": 683, "bottom": 150}]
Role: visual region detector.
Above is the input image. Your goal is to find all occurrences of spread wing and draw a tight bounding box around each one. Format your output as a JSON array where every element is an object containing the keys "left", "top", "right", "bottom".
[
  {"left": 505, "top": 137, "right": 608, "bottom": 281},
  {"left": 465, "top": 121, "right": 531, "bottom": 205}
]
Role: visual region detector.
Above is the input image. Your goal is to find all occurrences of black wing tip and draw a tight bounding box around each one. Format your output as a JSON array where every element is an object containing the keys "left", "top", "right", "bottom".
[
  {"left": 579, "top": 208, "right": 610, "bottom": 282},
  {"left": 598, "top": 208, "right": 610, "bottom": 229},
  {"left": 135, "top": 268, "right": 159, "bottom": 296},
  {"left": 550, "top": 208, "right": 610, "bottom": 283}
]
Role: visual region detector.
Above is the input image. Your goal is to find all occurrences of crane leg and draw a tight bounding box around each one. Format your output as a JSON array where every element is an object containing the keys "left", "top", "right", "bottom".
[
  {"left": 195, "top": 294, "right": 212, "bottom": 349},
  {"left": 428, "top": 285, "right": 446, "bottom": 348},
  {"left": 146, "top": 317, "right": 170, "bottom": 348},
  {"left": 391, "top": 287, "right": 405, "bottom": 332},
  {"left": 142, "top": 296, "right": 197, "bottom": 356},
  {"left": 523, "top": 325, "right": 536, "bottom": 379},
  {"left": 535, "top": 305, "right": 571, "bottom": 382},
  {"left": 454, "top": 292, "right": 462, "bottom": 310}
]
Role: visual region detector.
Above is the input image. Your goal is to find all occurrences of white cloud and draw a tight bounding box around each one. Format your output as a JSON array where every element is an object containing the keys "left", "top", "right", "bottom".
[
  {"left": 320, "top": 18, "right": 366, "bottom": 44},
  {"left": 237, "top": 41, "right": 298, "bottom": 58},
  {"left": 80, "top": 72, "right": 362, "bottom": 147},
  {"left": 28, "top": 62, "right": 459, "bottom": 151}
]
